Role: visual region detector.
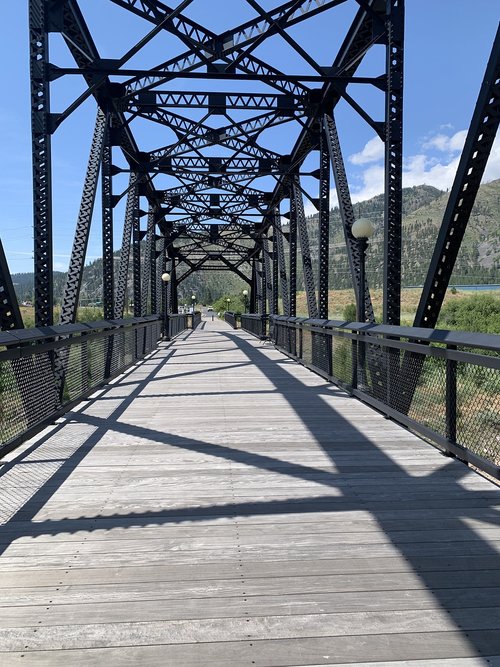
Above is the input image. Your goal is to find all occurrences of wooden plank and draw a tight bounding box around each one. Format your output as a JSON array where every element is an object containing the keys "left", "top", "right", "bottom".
[
  {"left": 2, "top": 634, "right": 500, "bottom": 667},
  {"left": 2, "top": 607, "right": 500, "bottom": 651},
  {"left": 1, "top": 317, "right": 499, "bottom": 664},
  {"left": 1, "top": 583, "right": 499, "bottom": 619},
  {"left": 2, "top": 553, "right": 499, "bottom": 589}
]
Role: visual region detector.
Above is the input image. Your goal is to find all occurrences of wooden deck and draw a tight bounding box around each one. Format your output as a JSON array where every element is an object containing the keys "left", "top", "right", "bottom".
[{"left": 1, "top": 317, "right": 499, "bottom": 666}]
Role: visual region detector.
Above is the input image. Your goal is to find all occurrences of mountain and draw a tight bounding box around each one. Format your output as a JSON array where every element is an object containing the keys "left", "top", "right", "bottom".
[
  {"left": 330, "top": 180, "right": 500, "bottom": 287},
  {"left": 300, "top": 180, "right": 499, "bottom": 289},
  {"left": 11, "top": 181, "right": 499, "bottom": 309}
]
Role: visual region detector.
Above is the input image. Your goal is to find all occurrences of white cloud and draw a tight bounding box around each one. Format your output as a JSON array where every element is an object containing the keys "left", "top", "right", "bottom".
[
  {"left": 302, "top": 129, "right": 500, "bottom": 215},
  {"left": 344, "top": 131, "right": 500, "bottom": 204},
  {"left": 422, "top": 129, "right": 467, "bottom": 153},
  {"left": 349, "top": 136, "right": 384, "bottom": 165}
]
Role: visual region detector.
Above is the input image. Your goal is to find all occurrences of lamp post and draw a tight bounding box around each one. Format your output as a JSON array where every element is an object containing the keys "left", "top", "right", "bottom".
[
  {"left": 351, "top": 218, "right": 375, "bottom": 388},
  {"left": 242, "top": 289, "right": 248, "bottom": 313},
  {"left": 191, "top": 295, "right": 196, "bottom": 313},
  {"left": 226, "top": 297, "right": 231, "bottom": 311},
  {"left": 161, "top": 272, "right": 171, "bottom": 339}
]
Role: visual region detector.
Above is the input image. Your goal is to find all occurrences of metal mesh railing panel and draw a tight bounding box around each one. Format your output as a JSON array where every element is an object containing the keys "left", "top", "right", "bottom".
[
  {"left": 89, "top": 337, "right": 107, "bottom": 386},
  {"left": 270, "top": 317, "right": 499, "bottom": 477},
  {"left": 0, "top": 353, "right": 56, "bottom": 445},
  {"left": 0, "top": 319, "right": 161, "bottom": 452},
  {"left": 405, "top": 352, "right": 447, "bottom": 437},
  {"left": 456, "top": 355, "right": 500, "bottom": 465},
  {"left": 62, "top": 341, "right": 88, "bottom": 403},
  {"left": 331, "top": 336, "right": 353, "bottom": 387},
  {"left": 224, "top": 312, "right": 238, "bottom": 329},
  {"left": 241, "top": 314, "right": 267, "bottom": 338}
]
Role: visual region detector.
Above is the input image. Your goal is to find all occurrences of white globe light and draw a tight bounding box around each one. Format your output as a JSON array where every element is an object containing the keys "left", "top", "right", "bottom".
[
  {"left": 351, "top": 218, "right": 375, "bottom": 239},
  {"left": 161, "top": 272, "right": 171, "bottom": 282},
  {"left": 242, "top": 289, "right": 248, "bottom": 296}
]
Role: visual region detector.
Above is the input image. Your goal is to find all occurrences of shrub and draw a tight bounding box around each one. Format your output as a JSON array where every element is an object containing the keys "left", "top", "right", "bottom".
[
  {"left": 438, "top": 294, "right": 500, "bottom": 334},
  {"left": 343, "top": 302, "right": 357, "bottom": 322}
]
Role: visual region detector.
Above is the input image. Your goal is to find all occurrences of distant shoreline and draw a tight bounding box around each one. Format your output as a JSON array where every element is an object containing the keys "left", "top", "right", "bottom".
[{"left": 404, "top": 284, "right": 500, "bottom": 291}]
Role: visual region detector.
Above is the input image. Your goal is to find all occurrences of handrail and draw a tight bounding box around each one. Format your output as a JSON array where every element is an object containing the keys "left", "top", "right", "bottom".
[
  {"left": 271, "top": 316, "right": 500, "bottom": 351},
  {"left": 241, "top": 313, "right": 268, "bottom": 339},
  {"left": 224, "top": 311, "right": 238, "bottom": 329},
  {"left": 270, "top": 315, "right": 500, "bottom": 479}
]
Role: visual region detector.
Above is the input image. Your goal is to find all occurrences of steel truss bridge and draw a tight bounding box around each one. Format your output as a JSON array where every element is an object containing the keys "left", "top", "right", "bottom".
[{"left": 0, "top": 1, "right": 499, "bottom": 663}]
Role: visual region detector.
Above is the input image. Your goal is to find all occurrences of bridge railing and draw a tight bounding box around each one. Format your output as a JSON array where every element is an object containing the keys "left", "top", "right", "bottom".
[
  {"left": 190, "top": 311, "right": 202, "bottom": 329},
  {"left": 0, "top": 316, "right": 162, "bottom": 457},
  {"left": 271, "top": 316, "right": 500, "bottom": 479},
  {"left": 224, "top": 311, "right": 238, "bottom": 329},
  {"left": 166, "top": 313, "right": 189, "bottom": 339},
  {"left": 241, "top": 313, "right": 268, "bottom": 339}
]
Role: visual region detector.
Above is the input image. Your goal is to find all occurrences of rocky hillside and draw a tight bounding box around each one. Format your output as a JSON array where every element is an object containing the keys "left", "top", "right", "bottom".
[{"left": 299, "top": 180, "right": 499, "bottom": 290}]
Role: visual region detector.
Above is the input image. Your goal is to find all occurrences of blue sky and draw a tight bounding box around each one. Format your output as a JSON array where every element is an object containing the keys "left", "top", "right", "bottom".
[{"left": 0, "top": 1, "right": 499, "bottom": 274}]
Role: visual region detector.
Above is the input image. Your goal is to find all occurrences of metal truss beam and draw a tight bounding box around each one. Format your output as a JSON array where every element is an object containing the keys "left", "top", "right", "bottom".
[
  {"left": 267, "top": 2, "right": 380, "bottom": 209},
  {"left": 318, "top": 121, "right": 330, "bottom": 319},
  {"left": 116, "top": 0, "right": 339, "bottom": 98},
  {"left": 115, "top": 173, "right": 137, "bottom": 318},
  {"left": 101, "top": 113, "right": 115, "bottom": 320},
  {"left": 135, "top": 108, "right": 288, "bottom": 160},
  {"left": 324, "top": 112, "right": 375, "bottom": 322},
  {"left": 145, "top": 109, "right": 280, "bottom": 162},
  {"left": 0, "top": 240, "right": 23, "bottom": 331},
  {"left": 60, "top": 109, "right": 106, "bottom": 325},
  {"left": 288, "top": 191, "right": 297, "bottom": 317},
  {"left": 155, "top": 236, "right": 165, "bottom": 314},
  {"left": 382, "top": 0, "right": 404, "bottom": 325},
  {"left": 293, "top": 178, "right": 318, "bottom": 319},
  {"left": 129, "top": 90, "right": 304, "bottom": 112},
  {"left": 143, "top": 155, "right": 282, "bottom": 174},
  {"left": 262, "top": 235, "right": 274, "bottom": 317},
  {"left": 30, "top": 0, "right": 53, "bottom": 326},
  {"left": 272, "top": 229, "right": 279, "bottom": 315},
  {"left": 219, "top": 256, "right": 252, "bottom": 285},
  {"left": 141, "top": 205, "right": 157, "bottom": 315},
  {"left": 132, "top": 183, "right": 142, "bottom": 317},
  {"left": 274, "top": 210, "right": 289, "bottom": 316}
]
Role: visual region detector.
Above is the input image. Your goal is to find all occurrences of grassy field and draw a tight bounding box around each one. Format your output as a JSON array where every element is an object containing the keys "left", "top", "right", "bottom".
[
  {"left": 19, "top": 306, "right": 110, "bottom": 329},
  {"left": 295, "top": 288, "right": 500, "bottom": 326},
  {"left": 18, "top": 288, "right": 500, "bottom": 331}
]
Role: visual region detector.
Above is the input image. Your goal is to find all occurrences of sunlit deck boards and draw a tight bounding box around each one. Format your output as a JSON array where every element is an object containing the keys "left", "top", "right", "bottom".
[{"left": 0, "top": 317, "right": 499, "bottom": 666}]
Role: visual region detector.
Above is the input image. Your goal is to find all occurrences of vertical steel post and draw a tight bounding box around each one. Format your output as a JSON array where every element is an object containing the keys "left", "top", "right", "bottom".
[
  {"left": 274, "top": 209, "right": 289, "bottom": 316},
  {"left": 357, "top": 238, "right": 368, "bottom": 387},
  {"left": 263, "top": 235, "right": 273, "bottom": 316},
  {"left": 150, "top": 211, "right": 158, "bottom": 315},
  {"left": 288, "top": 189, "right": 297, "bottom": 318},
  {"left": 156, "top": 238, "right": 165, "bottom": 315},
  {"left": 132, "top": 187, "right": 142, "bottom": 317},
  {"left": 141, "top": 205, "right": 156, "bottom": 316},
  {"left": 170, "top": 261, "right": 178, "bottom": 314},
  {"left": 272, "top": 226, "right": 279, "bottom": 315},
  {"left": 382, "top": 0, "right": 404, "bottom": 325},
  {"left": 30, "top": 0, "right": 53, "bottom": 326},
  {"left": 250, "top": 257, "right": 257, "bottom": 313},
  {"left": 445, "top": 346, "right": 458, "bottom": 445},
  {"left": 115, "top": 173, "right": 137, "bottom": 318},
  {"left": 318, "top": 120, "right": 330, "bottom": 320}
]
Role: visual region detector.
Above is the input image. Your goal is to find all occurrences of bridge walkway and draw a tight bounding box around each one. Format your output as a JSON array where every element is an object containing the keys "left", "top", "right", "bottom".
[{"left": 0, "top": 317, "right": 499, "bottom": 665}]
